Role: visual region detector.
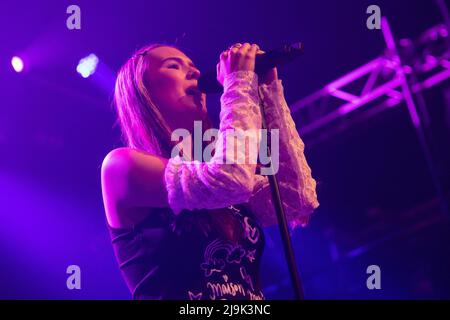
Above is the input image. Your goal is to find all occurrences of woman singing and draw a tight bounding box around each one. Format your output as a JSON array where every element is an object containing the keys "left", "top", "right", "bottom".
[{"left": 101, "top": 42, "right": 319, "bottom": 300}]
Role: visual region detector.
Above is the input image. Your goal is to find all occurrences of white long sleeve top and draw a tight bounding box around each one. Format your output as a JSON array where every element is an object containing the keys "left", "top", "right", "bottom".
[{"left": 164, "top": 70, "right": 319, "bottom": 231}]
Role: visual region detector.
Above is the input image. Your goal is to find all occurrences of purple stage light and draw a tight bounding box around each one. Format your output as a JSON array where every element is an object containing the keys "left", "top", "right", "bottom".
[
  {"left": 11, "top": 56, "right": 24, "bottom": 72},
  {"left": 76, "top": 53, "right": 99, "bottom": 78}
]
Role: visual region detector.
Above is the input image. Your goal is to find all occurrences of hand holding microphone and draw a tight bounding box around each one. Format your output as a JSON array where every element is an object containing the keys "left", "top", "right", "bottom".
[
  {"left": 216, "top": 43, "right": 260, "bottom": 87},
  {"left": 199, "top": 42, "right": 304, "bottom": 93},
  {"left": 216, "top": 43, "right": 278, "bottom": 87}
]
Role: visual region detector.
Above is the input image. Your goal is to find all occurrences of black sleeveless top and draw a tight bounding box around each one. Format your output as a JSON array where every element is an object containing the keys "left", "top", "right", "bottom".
[{"left": 107, "top": 203, "right": 266, "bottom": 300}]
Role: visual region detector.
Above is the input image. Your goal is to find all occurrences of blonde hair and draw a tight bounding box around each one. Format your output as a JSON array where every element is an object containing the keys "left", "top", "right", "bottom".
[{"left": 114, "top": 43, "right": 178, "bottom": 157}]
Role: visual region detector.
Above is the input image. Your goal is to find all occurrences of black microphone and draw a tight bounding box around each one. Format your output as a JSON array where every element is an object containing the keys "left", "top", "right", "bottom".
[{"left": 198, "top": 42, "right": 304, "bottom": 94}]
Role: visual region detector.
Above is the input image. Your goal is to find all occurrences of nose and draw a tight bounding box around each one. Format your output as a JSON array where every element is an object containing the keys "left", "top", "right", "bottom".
[{"left": 187, "top": 67, "right": 201, "bottom": 80}]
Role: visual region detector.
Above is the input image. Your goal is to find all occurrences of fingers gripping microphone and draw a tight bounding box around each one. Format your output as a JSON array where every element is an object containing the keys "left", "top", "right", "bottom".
[{"left": 198, "top": 42, "right": 304, "bottom": 94}]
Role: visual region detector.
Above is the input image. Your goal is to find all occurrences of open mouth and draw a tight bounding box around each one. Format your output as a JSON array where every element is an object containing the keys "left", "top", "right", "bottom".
[
  {"left": 185, "top": 86, "right": 202, "bottom": 96},
  {"left": 185, "top": 86, "right": 204, "bottom": 109}
]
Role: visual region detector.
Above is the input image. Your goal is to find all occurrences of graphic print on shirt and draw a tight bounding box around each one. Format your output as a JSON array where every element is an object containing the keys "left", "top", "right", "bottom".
[
  {"left": 243, "top": 216, "right": 260, "bottom": 244},
  {"left": 200, "top": 239, "right": 234, "bottom": 277},
  {"left": 188, "top": 290, "right": 203, "bottom": 300},
  {"left": 240, "top": 266, "right": 255, "bottom": 291},
  {"left": 188, "top": 205, "right": 264, "bottom": 300},
  {"left": 226, "top": 245, "right": 246, "bottom": 264},
  {"left": 246, "top": 249, "right": 256, "bottom": 263}
]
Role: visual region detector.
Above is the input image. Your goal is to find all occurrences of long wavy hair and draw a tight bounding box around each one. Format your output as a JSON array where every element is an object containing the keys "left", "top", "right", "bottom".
[{"left": 113, "top": 43, "right": 244, "bottom": 243}]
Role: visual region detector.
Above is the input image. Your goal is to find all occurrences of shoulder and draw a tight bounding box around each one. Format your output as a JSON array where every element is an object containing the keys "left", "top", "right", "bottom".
[
  {"left": 101, "top": 147, "right": 159, "bottom": 177},
  {"left": 100, "top": 147, "right": 164, "bottom": 228},
  {"left": 102, "top": 147, "right": 137, "bottom": 171},
  {"left": 101, "top": 147, "right": 147, "bottom": 199},
  {"left": 101, "top": 148, "right": 135, "bottom": 209},
  {"left": 101, "top": 147, "right": 166, "bottom": 193},
  {"left": 101, "top": 147, "right": 170, "bottom": 212}
]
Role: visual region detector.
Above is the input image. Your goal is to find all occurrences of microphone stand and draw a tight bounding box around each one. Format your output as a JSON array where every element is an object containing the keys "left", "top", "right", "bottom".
[{"left": 256, "top": 86, "right": 305, "bottom": 300}]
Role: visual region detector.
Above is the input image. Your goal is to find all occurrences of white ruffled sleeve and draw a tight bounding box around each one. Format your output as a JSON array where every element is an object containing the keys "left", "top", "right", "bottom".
[
  {"left": 164, "top": 70, "right": 262, "bottom": 215},
  {"left": 248, "top": 79, "right": 319, "bottom": 231}
]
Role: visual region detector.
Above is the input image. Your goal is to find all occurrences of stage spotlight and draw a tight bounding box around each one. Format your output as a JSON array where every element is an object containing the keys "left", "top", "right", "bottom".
[
  {"left": 11, "top": 56, "right": 24, "bottom": 73},
  {"left": 76, "top": 53, "right": 99, "bottom": 78}
]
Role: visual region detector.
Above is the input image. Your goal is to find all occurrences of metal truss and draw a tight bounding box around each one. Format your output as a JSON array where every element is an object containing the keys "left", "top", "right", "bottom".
[
  {"left": 292, "top": 20, "right": 450, "bottom": 145},
  {"left": 291, "top": 16, "right": 450, "bottom": 252}
]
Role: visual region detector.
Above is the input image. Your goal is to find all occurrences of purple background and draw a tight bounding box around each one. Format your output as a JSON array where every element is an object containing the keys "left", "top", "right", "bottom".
[{"left": 1, "top": 0, "right": 449, "bottom": 299}]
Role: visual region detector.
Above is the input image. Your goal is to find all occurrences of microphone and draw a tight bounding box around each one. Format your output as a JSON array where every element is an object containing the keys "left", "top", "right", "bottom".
[{"left": 198, "top": 42, "right": 304, "bottom": 94}]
